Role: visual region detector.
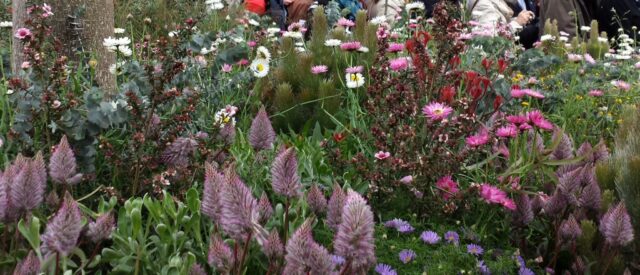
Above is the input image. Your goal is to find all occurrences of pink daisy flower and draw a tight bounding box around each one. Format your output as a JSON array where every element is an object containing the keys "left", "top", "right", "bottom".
[
  {"left": 567, "top": 54, "right": 583, "bottom": 62},
  {"left": 524, "top": 89, "right": 545, "bottom": 99},
  {"left": 399, "top": 175, "right": 413, "bottom": 184},
  {"left": 340, "top": 41, "right": 362, "bottom": 51},
  {"left": 511, "top": 88, "right": 545, "bottom": 99},
  {"left": 311, "top": 65, "right": 328, "bottom": 74},
  {"left": 436, "top": 175, "right": 459, "bottom": 200},
  {"left": 635, "top": 62, "right": 640, "bottom": 69},
  {"left": 584, "top": 54, "right": 596, "bottom": 65},
  {"left": 466, "top": 131, "right": 490, "bottom": 147},
  {"left": 387, "top": 42, "right": 404, "bottom": 53},
  {"left": 337, "top": 18, "right": 355, "bottom": 27},
  {"left": 222, "top": 63, "right": 233, "bottom": 72},
  {"left": 527, "top": 77, "right": 538, "bottom": 84},
  {"left": 519, "top": 123, "right": 533, "bottom": 130},
  {"left": 247, "top": 41, "right": 257, "bottom": 47},
  {"left": 496, "top": 124, "right": 518, "bottom": 138},
  {"left": 14, "top": 28, "right": 32, "bottom": 40},
  {"left": 237, "top": 59, "right": 249, "bottom": 66},
  {"left": 612, "top": 80, "right": 631, "bottom": 91},
  {"left": 479, "top": 184, "right": 508, "bottom": 205},
  {"left": 375, "top": 151, "right": 391, "bottom": 160},
  {"left": 42, "top": 4, "right": 54, "bottom": 17},
  {"left": 506, "top": 115, "right": 528, "bottom": 125},
  {"left": 345, "top": 66, "right": 363, "bottom": 74},
  {"left": 588, "top": 90, "right": 603, "bottom": 97},
  {"left": 527, "top": 110, "right": 554, "bottom": 131},
  {"left": 389, "top": 57, "right": 408, "bottom": 71},
  {"left": 501, "top": 198, "right": 516, "bottom": 210},
  {"left": 510, "top": 88, "right": 526, "bottom": 98},
  {"left": 422, "top": 102, "right": 453, "bottom": 121}
]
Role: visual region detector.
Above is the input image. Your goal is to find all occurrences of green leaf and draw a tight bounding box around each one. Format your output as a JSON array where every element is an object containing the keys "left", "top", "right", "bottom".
[
  {"left": 185, "top": 188, "right": 200, "bottom": 213},
  {"left": 18, "top": 216, "right": 41, "bottom": 251},
  {"left": 131, "top": 208, "right": 142, "bottom": 236}
]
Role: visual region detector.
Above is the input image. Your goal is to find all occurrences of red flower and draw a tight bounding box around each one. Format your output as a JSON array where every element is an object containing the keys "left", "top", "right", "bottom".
[
  {"left": 333, "top": 132, "right": 346, "bottom": 143},
  {"left": 497, "top": 59, "right": 508, "bottom": 74},
  {"left": 493, "top": 95, "right": 503, "bottom": 111},
  {"left": 440, "top": 86, "right": 456, "bottom": 104},
  {"left": 481, "top": 58, "right": 493, "bottom": 72}
]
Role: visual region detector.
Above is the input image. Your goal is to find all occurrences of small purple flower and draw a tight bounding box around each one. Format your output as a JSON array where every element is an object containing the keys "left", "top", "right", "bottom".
[
  {"left": 397, "top": 224, "right": 414, "bottom": 233},
  {"left": 420, "top": 231, "right": 441, "bottom": 244},
  {"left": 222, "top": 63, "right": 232, "bottom": 72},
  {"left": 444, "top": 231, "right": 459, "bottom": 245},
  {"left": 398, "top": 249, "right": 416, "bottom": 264},
  {"left": 478, "top": 260, "right": 491, "bottom": 275},
  {"left": 519, "top": 267, "right": 535, "bottom": 275},
  {"left": 466, "top": 244, "right": 484, "bottom": 256},
  {"left": 375, "top": 263, "right": 397, "bottom": 275}
]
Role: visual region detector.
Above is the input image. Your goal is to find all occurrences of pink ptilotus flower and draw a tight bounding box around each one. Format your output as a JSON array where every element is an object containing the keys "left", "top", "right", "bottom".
[
  {"left": 13, "top": 251, "right": 40, "bottom": 275},
  {"left": 513, "top": 194, "right": 533, "bottom": 226},
  {"left": 387, "top": 42, "right": 404, "bottom": 53},
  {"left": 611, "top": 80, "right": 631, "bottom": 91},
  {"left": 311, "top": 65, "right": 328, "bottom": 74},
  {"left": 86, "top": 212, "right": 115, "bottom": 243},
  {"left": 560, "top": 215, "right": 582, "bottom": 242},
  {"left": 340, "top": 41, "right": 362, "bottom": 51},
  {"left": 283, "top": 219, "right": 334, "bottom": 274},
  {"left": 248, "top": 106, "right": 276, "bottom": 150},
  {"left": 49, "top": 135, "right": 83, "bottom": 185},
  {"left": 466, "top": 130, "right": 490, "bottom": 147},
  {"left": 600, "top": 202, "right": 634, "bottom": 247},
  {"left": 389, "top": 57, "right": 409, "bottom": 71},
  {"left": 327, "top": 183, "right": 346, "bottom": 231},
  {"left": 257, "top": 192, "right": 273, "bottom": 224},
  {"left": 161, "top": 137, "right": 198, "bottom": 168},
  {"left": 334, "top": 191, "right": 377, "bottom": 273},
  {"left": 222, "top": 63, "right": 232, "bottom": 72},
  {"left": 11, "top": 152, "right": 46, "bottom": 215},
  {"left": 41, "top": 192, "right": 83, "bottom": 256},
  {"left": 588, "top": 90, "right": 604, "bottom": 97},
  {"left": 422, "top": 102, "right": 453, "bottom": 121},
  {"left": 496, "top": 124, "right": 518, "bottom": 138},
  {"left": 307, "top": 184, "right": 327, "bottom": 215},
  {"left": 345, "top": 66, "right": 363, "bottom": 74},
  {"left": 436, "top": 175, "right": 459, "bottom": 200},
  {"left": 261, "top": 230, "right": 284, "bottom": 260},
  {"left": 271, "top": 147, "right": 302, "bottom": 198},
  {"left": 374, "top": 151, "right": 391, "bottom": 160},
  {"left": 189, "top": 264, "right": 207, "bottom": 275},
  {"left": 219, "top": 169, "right": 258, "bottom": 241},
  {"left": 201, "top": 162, "right": 225, "bottom": 223},
  {"left": 14, "top": 28, "right": 32, "bottom": 40},
  {"left": 208, "top": 234, "right": 235, "bottom": 273},
  {"left": 337, "top": 18, "right": 355, "bottom": 27},
  {"left": 527, "top": 110, "right": 554, "bottom": 131}
]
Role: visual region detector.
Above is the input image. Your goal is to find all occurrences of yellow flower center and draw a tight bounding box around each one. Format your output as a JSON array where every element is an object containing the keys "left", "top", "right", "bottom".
[
  {"left": 223, "top": 116, "right": 231, "bottom": 124},
  {"left": 433, "top": 109, "right": 444, "bottom": 115},
  {"left": 257, "top": 64, "right": 264, "bottom": 72}
]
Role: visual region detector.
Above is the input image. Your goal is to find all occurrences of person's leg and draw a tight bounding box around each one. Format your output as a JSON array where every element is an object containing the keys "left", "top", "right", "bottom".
[{"left": 519, "top": 23, "right": 539, "bottom": 49}]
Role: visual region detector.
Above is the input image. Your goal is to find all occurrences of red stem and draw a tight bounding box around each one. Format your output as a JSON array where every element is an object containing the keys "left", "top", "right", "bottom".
[{"left": 236, "top": 232, "right": 253, "bottom": 275}]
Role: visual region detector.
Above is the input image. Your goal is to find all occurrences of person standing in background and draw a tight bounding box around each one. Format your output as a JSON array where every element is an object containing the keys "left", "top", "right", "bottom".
[
  {"left": 538, "top": 0, "right": 594, "bottom": 38},
  {"left": 598, "top": 0, "right": 640, "bottom": 38},
  {"left": 468, "top": 0, "right": 537, "bottom": 47}
]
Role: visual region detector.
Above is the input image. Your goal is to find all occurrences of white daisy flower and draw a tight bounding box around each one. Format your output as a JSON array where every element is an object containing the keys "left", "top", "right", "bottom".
[
  {"left": 370, "top": 16, "right": 387, "bottom": 25},
  {"left": 118, "top": 45, "right": 133, "bottom": 56},
  {"left": 168, "top": 31, "right": 179, "bottom": 37},
  {"left": 357, "top": 46, "right": 369, "bottom": 53},
  {"left": 597, "top": 37, "right": 608, "bottom": 43},
  {"left": 345, "top": 73, "right": 365, "bottom": 88},
  {"left": 250, "top": 58, "right": 270, "bottom": 78},
  {"left": 103, "top": 37, "right": 119, "bottom": 48},
  {"left": 283, "top": 31, "right": 303, "bottom": 39},
  {"left": 6, "top": 89, "right": 14, "bottom": 95},
  {"left": 1, "top": 21, "right": 13, "bottom": 28},
  {"left": 267, "top": 28, "right": 281, "bottom": 35},
  {"left": 295, "top": 47, "right": 306, "bottom": 53},
  {"left": 256, "top": 46, "right": 271, "bottom": 61},
  {"left": 114, "top": 28, "right": 126, "bottom": 34},
  {"left": 580, "top": 26, "right": 591, "bottom": 32},
  {"left": 116, "top": 37, "right": 131, "bottom": 45},
  {"left": 405, "top": 2, "right": 425, "bottom": 11},
  {"left": 540, "top": 34, "right": 555, "bottom": 42},
  {"left": 559, "top": 31, "right": 569, "bottom": 36},
  {"left": 324, "top": 39, "right": 342, "bottom": 47},
  {"left": 249, "top": 19, "right": 260, "bottom": 26},
  {"left": 559, "top": 36, "right": 568, "bottom": 42}
]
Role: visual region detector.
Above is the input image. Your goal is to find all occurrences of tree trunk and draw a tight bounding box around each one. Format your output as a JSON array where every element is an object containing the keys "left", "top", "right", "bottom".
[
  {"left": 50, "top": 0, "right": 116, "bottom": 96},
  {"left": 11, "top": 0, "right": 27, "bottom": 75}
]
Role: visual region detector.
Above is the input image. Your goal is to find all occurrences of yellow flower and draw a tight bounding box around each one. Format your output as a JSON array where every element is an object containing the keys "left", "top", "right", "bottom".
[
  {"left": 617, "top": 119, "right": 623, "bottom": 124},
  {"left": 521, "top": 101, "right": 530, "bottom": 107},
  {"left": 616, "top": 98, "right": 623, "bottom": 104},
  {"left": 575, "top": 95, "right": 583, "bottom": 100}
]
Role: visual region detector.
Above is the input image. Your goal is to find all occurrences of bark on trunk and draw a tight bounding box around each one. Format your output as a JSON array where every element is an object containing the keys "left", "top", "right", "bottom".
[
  {"left": 11, "top": 0, "right": 27, "bottom": 75},
  {"left": 50, "top": 0, "right": 116, "bottom": 95}
]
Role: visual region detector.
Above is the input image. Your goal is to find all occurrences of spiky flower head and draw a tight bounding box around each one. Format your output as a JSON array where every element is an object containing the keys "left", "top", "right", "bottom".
[
  {"left": 599, "top": 203, "right": 634, "bottom": 247},
  {"left": 0, "top": 171, "right": 6, "bottom": 222},
  {"left": 375, "top": 263, "right": 397, "bottom": 275},
  {"left": 12, "top": 250, "right": 40, "bottom": 275},
  {"left": 261, "top": 230, "right": 284, "bottom": 260},
  {"left": 41, "top": 192, "right": 83, "bottom": 256},
  {"left": 257, "top": 192, "right": 273, "bottom": 224},
  {"left": 579, "top": 181, "right": 601, "bottom": 211},
  {"left": 208, "top": 234, "right": 235, "bottom": 273},
  {"left": 543, "top": 191, "right": 567, "bottom": 216},
  {"left": 11, "top": 152, "right": 46, "bottom": 216},
  {"left": 420, "top": 231, "right": 441, "bottom": 244},
  {"left": 49, "top": 135, "right": 83, "bottom": 185},
  {"left": 307, "top": 184, "right": 327, "bottom": 215},
  {"left": 271, "top": 147, "right": 302, "bottom": 198},
  {"left": 188, "top": 263, "right": 207, "bottom": 275},
  {"left": 512, "top": 194, "right": 534, "bottom": 227},
  {"left": 444, "top": 231, "right": 459, "bottom": 245},
  {"left": 550, "top": 130, "right": 574, "bottom": 160},
  {"left": 201, "top": 162, "right": 225, "bottom": 223},
  {"left": 249, "top": 106, "right": 276, "bottom": 151},
  {"left": 334, "top": 191, "right": 376, "bottom": 273},
  {"left": 283, "top": 219, "right": 334, "bottom": 275},
  {"left": 560, "top": 215, "right": 582, "bottom": 242},
  {"left": 219, "top": 170, "right": 258, "bottom": 242},
  {"left": 161, "top": 137, "right": 198, "bottom": 167},
  {"left": 86, "top": 212, "right": 115, "bottom": 243},
  {"left": 326, "top": 183, "right": 346, "bottom": 231},
  {"left": 466, "top": 244, "right": 484, "bottom": 256}
]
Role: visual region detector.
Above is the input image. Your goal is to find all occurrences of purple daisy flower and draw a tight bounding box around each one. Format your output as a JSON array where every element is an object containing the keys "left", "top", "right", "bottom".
[
  {"left": 420, "top": 231, "right": 441, "bottom": 244},
  {"left": 397, "top": 224, "right": 414, "bottom": 233},
  {"left": 444, "top": 231, "right": 459, "bottom": 245},
  {"left": 398, "top": 249, "right": 416, "bottom": 264},
  {"left": 519, "top": 267, "right": 535, "bottom": 275},
  {"left": 478, "top": 260, "right": 491, "bottom": 275},
  {"left": 375, "top": 263, "right": 397, "bottom": 275},
  {"left": 467, "top": 244, "right": 484, "bottom": 256}
]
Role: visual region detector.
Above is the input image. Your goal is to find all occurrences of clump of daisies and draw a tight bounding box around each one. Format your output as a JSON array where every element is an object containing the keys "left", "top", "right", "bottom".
[
  {"left": 103, "top": 36, "right": 132, "bottom": 57},
  {"left": 250, "top": 46, "right": 271, "bottom": 78},
  {"left": 345, "top": 66, "right": 365, "bottom": 88},
  {"left": 206, "top": 0, "right": 224, "bottom": 11},
  {"left": 214, "top": 105, "right": 239, "bottom": 128}
]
